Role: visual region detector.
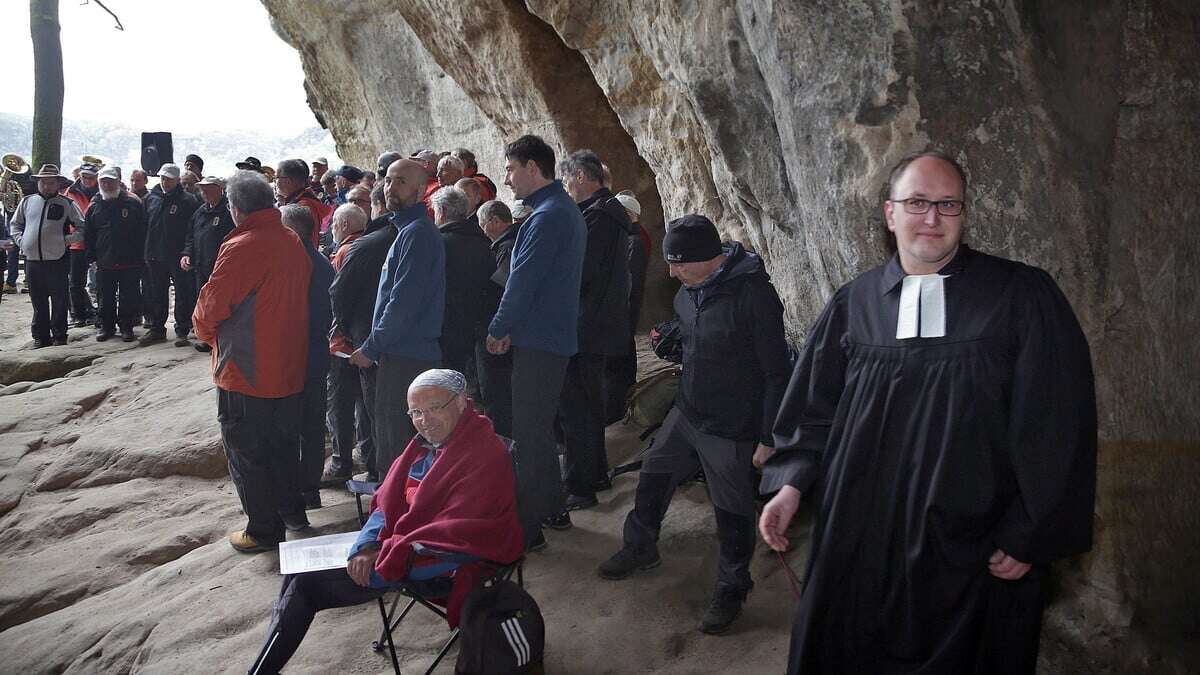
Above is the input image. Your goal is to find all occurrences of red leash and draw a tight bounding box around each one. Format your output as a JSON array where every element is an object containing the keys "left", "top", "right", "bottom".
[{"left": 777, "top": 549, "right": 803, "bottom": 600}]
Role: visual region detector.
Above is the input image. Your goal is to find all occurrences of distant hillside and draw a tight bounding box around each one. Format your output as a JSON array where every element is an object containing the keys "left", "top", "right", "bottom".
[{"left": 0, "top": 113, "right": 342, "bottom": 176}]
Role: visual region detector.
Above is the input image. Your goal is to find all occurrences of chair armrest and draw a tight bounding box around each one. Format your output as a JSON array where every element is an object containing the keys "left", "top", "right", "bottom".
[
  {"left": 346, "top": 480, "right": 378, "bottom": 496},
  {"left": 411, "top": 542, "right": 482, "bottom": 565}
]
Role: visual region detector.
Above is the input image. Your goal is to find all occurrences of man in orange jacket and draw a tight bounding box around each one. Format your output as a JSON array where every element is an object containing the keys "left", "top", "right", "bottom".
[{"left": 193, "top": 170, "right": 313, "bottom": 553}]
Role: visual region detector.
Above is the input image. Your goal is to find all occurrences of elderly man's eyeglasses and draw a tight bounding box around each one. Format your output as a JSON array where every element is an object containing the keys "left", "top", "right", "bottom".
[
  {"left": 407, "top": 394, "right": 458, "bottom": 420},
  {"left": 890, "top": 198, "right": 965, "bottom": 216}
]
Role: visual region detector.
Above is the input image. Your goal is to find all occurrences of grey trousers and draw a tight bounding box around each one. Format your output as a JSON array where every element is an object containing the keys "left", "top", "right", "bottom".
[
  {"left": 372, "top": 353, "right": 434, "bottom": 481},
  {"left": 624, "top": 405, "right": 757, "bottom": 590}
]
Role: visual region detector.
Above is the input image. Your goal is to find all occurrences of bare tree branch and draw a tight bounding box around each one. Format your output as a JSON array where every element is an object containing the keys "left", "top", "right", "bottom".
[{"left": 81, "top": 0, "right": 124, "bottom": 31}]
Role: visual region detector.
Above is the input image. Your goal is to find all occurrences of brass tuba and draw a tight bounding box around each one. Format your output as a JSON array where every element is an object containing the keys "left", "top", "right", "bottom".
[
  {"left": 261, "top": 165, "right": 276, "bottom": 182},
  {"left": 80, "top": 154, "right": 105, "bottom": 169},
  {"left": 1, "top": 153, "right": 28, "bottom": 213}
]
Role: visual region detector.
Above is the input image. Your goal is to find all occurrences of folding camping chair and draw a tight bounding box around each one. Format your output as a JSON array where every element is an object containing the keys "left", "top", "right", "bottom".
[{"left": 345, "top": 436, "right": 526, "bottom": 674}]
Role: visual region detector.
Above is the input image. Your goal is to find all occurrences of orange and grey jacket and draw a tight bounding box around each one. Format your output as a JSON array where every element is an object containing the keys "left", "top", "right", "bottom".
[{"left": 193, "top": 207, "right": 312, "bottom": 399}]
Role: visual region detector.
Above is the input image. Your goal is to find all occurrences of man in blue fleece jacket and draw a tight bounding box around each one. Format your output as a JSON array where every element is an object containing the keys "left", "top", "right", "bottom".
[
  {"left": 486, "top": 134, "right": 587, "bottom": 549},
  {"left": 350, "top": 159, "right": 446, "bottom": 479}
]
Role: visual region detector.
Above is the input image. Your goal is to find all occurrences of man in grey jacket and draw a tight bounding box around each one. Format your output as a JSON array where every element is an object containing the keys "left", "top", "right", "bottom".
[{"left": 9, "top": 164, "right": 85, "bottom": 347}]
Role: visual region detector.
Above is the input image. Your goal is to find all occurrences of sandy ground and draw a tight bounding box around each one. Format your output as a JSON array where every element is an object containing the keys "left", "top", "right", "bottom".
[{"left": 0, "top": 292, "right": 805, "bottom": 673}]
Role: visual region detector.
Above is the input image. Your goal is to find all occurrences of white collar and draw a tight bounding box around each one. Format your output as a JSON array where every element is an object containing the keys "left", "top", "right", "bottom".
[{"left": 896, "top": 273, "right": 948, "bottom": 339}]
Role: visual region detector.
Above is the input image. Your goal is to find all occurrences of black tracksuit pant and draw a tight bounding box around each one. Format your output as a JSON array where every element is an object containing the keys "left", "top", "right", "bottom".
[
  {"left": 217, "top": 389, "right": 303, "bottom": 543},
  {"left": 510, "top": 346, "right": 569, "bottom": 544},
  {"left": 475, "top": 340, "right": 513, "bottom": 439},
  {"left": 298, "top": 371, "right": 328, "bottom": 496},
  {"left": 326, "top": 355, "right": 373, "bottom": 477},
  {"left": 26, "top": 256, "right": 70, "bottom": 341},
  {"left": 372, "top": 353, "right": 434, "bottom": 480},
  {"left": 68, "top": 248, "right": 95, "bottom": 320},
  {"left": 96, "top": 267, "right": 142, "bottom": 332},
  {"left": 146, "top": 258, "right": 195, "bottom": 337}
]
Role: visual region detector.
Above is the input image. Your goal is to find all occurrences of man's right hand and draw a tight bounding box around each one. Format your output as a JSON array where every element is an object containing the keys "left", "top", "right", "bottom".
[
  {"left": 180, "top": 255, "right": 191, "bottom": 271},
  {"left": 486, "top": 334, "right": 511, "bottom": 355},
  {"left": 347, "top": 548, "right": 380, "bottom": 587},
  {"left": 759, "top": 485, "right": 802, "bottom": 552}
]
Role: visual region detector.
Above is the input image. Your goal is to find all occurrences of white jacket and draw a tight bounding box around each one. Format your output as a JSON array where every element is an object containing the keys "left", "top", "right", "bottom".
[{"left": 10, "top": 192, "right": 85, "bottom": 261}]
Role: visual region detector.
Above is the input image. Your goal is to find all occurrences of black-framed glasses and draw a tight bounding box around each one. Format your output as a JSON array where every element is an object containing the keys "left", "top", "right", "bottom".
[
  {"left": 890, "top": 198, "right": 965, "bottom": 216},
  {"left": 407, "top": 393, "right": 458, "bottom": 420}
]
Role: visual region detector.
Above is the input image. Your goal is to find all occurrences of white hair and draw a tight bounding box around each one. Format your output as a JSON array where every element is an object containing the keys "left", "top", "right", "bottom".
[
  {"left": 437, "top": 155, "right": 465, "bottom": 172},
  {"left": 408, "top": 369, "right": 466, "bottom": 396},
  {"left": 332, "top": 203, "right": 368, "bottom": 233}
]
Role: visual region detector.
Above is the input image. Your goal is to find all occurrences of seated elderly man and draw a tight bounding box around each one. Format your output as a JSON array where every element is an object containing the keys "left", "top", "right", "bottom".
[{"left": 247, "top": 369, "right": 524, "bottom": 674}]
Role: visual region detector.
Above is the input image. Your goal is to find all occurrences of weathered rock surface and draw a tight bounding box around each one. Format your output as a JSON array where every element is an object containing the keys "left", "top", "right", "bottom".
[
  {"left": 259, "top": 0, "right": 1199, "bottom": 671},
  {"left": 0, "top": 300, "right": 802, "bottom": 673}
]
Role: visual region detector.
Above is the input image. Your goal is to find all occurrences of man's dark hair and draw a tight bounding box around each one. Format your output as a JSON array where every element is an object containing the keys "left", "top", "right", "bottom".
[
  {"left": 321, "top": 172, "right": 337, "bottom": 187},
  {"left": 277, "top": 158, "right": 310, "bottom": 182},
  {"left": 504, "top": 135, "right": 556, "bottom": 180},
  {"left": 377, "top": 150, "right": 403, "bottom": 174},
  {"left": 886, "top": 150, "right": 968, "bottom": 199},
  {"left": 370, "top": 180, "right": 386, "bottom": 207},
  {"left": 558, "top": 150, "right": 605, "bottom": 184},
  {"left": 452, "top": 147, "right": 477, "bottom": 169}
]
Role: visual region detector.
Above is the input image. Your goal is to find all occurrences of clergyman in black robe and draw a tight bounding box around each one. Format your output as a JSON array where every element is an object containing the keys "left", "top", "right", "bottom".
[{"left": 759, "top": 151, "right": 1097, "bottom": 674}]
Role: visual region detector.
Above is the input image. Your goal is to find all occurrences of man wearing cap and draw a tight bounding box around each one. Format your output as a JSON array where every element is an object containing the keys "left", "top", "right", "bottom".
[
  {"left": 245, "top": 368, "right": 524, "bottom": 674},
  {"left": 184, "top": 154, "right": 204, "bottom": 178},
  {"left": 598, "top": 214, "right": 790, "bottom": 635},
  {"left": 180, "top": 175, "right": 235, "bottom": 351},
  {"left": 9, "top": 164, "right": 86, "bottom": 347},
  {"left": 347, "top": 159, "right": 445, "bottom": 481},
  {"left": 85, "top": 166, "right": 147, "bottom": 342},
  {"left": 235, "top": 156, "right": 264, "bottom": 174},
  {"left": 606, "top": 191, "right": 653, "bottom": 425},
  {"left": 275, "top": 159, "right": 331, "bottom": 248},
  {"left": 486, "top": 134, "right": 587, "bottom": 549},
  {"left": 64, "top": 163, "right": 100, "bottom": 327},
  {"left": 310, "top": 157, "right": 329, "bottom": 194},
  {"left": 334, "top": 165, "right": 364, "bottom": 205},
  {"left": 452, "top": 148, "right": 498, "bottom": 203},
  {"left": 142, "top": 163, "right": 200, "bottom": 347}
]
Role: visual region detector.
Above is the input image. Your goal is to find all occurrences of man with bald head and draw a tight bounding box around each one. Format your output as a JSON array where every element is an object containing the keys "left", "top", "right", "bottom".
[
  {"left": 759, "top": 150, "right": 1097, "bottom": 673},
  {"left": 247, "top": 368, "right": 524, "bottom": 674},
  {"left": 348, "top": 159, "right": 446, "bottom": 480}
]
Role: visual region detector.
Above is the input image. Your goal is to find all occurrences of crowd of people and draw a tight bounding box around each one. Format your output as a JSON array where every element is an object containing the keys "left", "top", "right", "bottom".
[{"left": 1, "top": 139, "right": 1099, "bottom": 674}]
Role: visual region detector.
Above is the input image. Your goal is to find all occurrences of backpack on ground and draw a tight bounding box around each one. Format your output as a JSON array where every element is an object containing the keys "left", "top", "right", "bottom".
[
  {"left": 625, "top": 365, "right": 681, "bottom": 430},
  {"left": 455, "top": 578, "right": 544, "bottom": 674}
]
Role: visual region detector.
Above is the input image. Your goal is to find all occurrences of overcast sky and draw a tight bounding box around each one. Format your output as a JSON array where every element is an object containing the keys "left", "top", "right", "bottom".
[{"left": 1, "top": 0, "right": 316, "bottom": 135}]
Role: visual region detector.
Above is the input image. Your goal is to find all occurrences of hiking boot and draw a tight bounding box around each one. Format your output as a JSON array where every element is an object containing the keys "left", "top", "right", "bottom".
[
  {"left": 303, "top": 490, "right": 323, "bottom": 510},
  {"left": 564, "top": 493, "right": 598, "bottom": 511},
  {"left": 174, "top": 336, "right": 191, "bottom": 347},
  {"left": 699, "top": 584, "right": 749, "bottom": 635},
  {"left": 598, "top": 544, "right": 661, "bottom": 580},
  {"left": 32, "top": 339, "right": 49, "bottom": 349},
  {"left": 194, "top": 341, "right": 212, "bottom": 353},
  {"left": 121, "top": 328, "right": 136, "bottom": 342},
  {"left": 51, "top": 337, "right": 68, "bottom": 346},
  {"left": 229, "top": 530, "right": 277, "bottom": 553},
  {"left": 281, "top": 512, "right": 310, "bottom": 531},
  {"left": 526, "top": 530, "right": 548, "bottom": 553},
  {"left": 96, "top": 329, "right": 114, "bottom": 342},
  {"left": 319, "top": 468, "right": 353, "bottom": 488},
  {"left": 542, "top": 511, "right": 572, "bottom": 530},
  {"left": 138, "top": 330, "right": 166, "bottom": 347}
]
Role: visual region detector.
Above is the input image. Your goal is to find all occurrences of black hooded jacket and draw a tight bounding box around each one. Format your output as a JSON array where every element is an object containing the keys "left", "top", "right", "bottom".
[
  {"left": 577, "top": 187, "right": 632, "bottom": 356},
  {"left": 674, "top": 242, "right": 791, "bottom": 444},
  {"left": 144, "top": 183, "right": 199, "bottom": 262},
  {"left": 330, "top": 214, "right": 398, "bottom": 346},
  {"left": 84, "top": 192, "right": 147, "bottom": 269},
  {"left": 439, "top": 218, "right": 495, "bottom": 360},
  {"left": 182, "top": 195, "right": 235, "bottom": 284}
]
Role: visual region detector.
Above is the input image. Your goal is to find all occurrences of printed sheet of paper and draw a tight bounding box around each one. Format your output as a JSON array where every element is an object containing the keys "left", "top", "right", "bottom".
[{"left": 278, "top": 532, "right": 360, "bottom": 575}]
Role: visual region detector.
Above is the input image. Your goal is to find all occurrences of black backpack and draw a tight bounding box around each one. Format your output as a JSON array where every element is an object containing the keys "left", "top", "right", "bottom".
[{"left": 455, "top": 578, "right": 544, "bottom": 674}]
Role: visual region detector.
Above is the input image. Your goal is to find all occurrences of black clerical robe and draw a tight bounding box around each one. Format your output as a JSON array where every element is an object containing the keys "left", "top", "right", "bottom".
[{"left": 762, "top": 245, "right": 1097, "bottom": 674}]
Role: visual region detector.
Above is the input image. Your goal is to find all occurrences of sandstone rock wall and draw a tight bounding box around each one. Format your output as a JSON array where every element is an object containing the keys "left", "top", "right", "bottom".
[{"left": 260, "top": 1, "right": 1198, "bottom": 670}]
